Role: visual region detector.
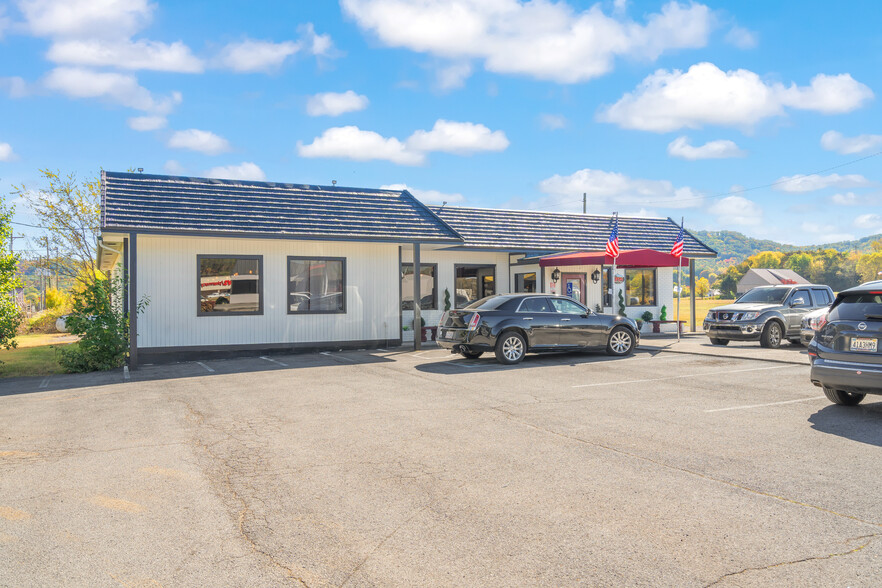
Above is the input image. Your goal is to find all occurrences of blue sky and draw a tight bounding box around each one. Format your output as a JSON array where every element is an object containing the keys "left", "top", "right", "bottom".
[{"left": 1, "top": 0, "right": 881, "bottom": 248}]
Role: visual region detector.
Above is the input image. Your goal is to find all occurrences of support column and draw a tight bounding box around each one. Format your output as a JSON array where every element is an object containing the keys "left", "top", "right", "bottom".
[
  {"left": 413, "top": 242, "right": 421, "bottom": 351},
  {"left": 689, "top": 258, "right": 696, "bottom": 333},
  {"left": 122, "top": 237, "right": 129, "bottom": 317},
  {"left": 128, "top": 232, "right": 138, "bottom": 369}
]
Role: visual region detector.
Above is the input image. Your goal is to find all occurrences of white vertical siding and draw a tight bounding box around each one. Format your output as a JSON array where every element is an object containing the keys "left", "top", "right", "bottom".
[{"left": 136, "top": 235, "right": 400, "bottom": 349}]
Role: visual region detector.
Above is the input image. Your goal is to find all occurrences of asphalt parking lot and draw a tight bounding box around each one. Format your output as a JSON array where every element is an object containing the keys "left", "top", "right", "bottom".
[{"left": 1, "top": 341, "right": 881, "bottom": 587}]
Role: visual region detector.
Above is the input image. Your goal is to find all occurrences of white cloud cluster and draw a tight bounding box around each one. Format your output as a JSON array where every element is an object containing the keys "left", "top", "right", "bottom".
[
  {"left": 773, "top": 173, "right": 873, "bottom": 193},
  {"left": 539, "top": 114, "right": 567, "bottom": 130},
  {"left": 599, "top": 62, "right": 874, "bottom": 132},
  {"left": 380, "top": 183, "right": 465, "bottom": 204},
  {"left": 724, "top": 25, "right": 757, "bottom": 49},
  {"left": 707, "top": 195, "right": 762, "bottom": 226},
  {"left": 204, "top": 162, "right": 266, "bottom": 181},
  {"left": 127, "top": 115, "right": 167, "bottom": 131},
  {"left": 18, "top": 0, "right": 153, "bottom": 38},
  {"left": 215, "top": 40, "right": 300, "bottom": 73},
  {"left": 43, "top": 67, "right": 181, "bottom": 113},
  {"left": 0, "top": 142, "right": 17, "bottom": 161},
  {"left": 667, "top": 136, "right": 745, "bottom": 160},
  {"left": 47, "top": 39, "right": 203, "bottom": 72},
  {"left": 167, "top": 129, "right": 232, "bottom": 155},
  {"left": 342, "top": 0, "right": 713, "bottom": 84},
  {"left": 854, "top": 213, "right": 882, "bottom": 230},
  {"left": 536, "top": 168, "right": 702, "bottom": 212},
  {"left": 306, "top": 91, "right": 369, "bottom": 117},
  {"left": 820, "top": 130, "right": 882, "bottom": 155},
  {"left": 298, "top": 120, "right": 509, "bottom": 165}
]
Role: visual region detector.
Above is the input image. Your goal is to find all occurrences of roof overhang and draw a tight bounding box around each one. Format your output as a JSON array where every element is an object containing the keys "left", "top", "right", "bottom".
[{"left": 537, "top": 249, "right": 692, "bottom": 268}]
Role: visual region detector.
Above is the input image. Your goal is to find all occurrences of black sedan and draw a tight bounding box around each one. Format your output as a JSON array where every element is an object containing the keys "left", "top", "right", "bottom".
[
  {"left": 809, "top": 280, "right": 882, "bottom": 405},
  {"left": 437, "top": 294, "right": 640, "bottom": 364}
]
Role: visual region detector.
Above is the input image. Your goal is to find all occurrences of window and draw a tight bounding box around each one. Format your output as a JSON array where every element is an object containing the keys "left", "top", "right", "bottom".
[
  {"left": 625, "top": 269, "right": 656, "bottom": 306},
  {"left": 811, "top": 289, "right": 831, "bottom": 306},
  {"left": 288, "top": 257, "right": 346, "bottom": 314},
  {"left": 518, "top": 297, "right": 552, "bottom": 313},
  {"left": 602, "top": 267, "right": 613, "bottom": 307},
  {"left": 515, "top": 272, "right": 537, "bottom": 293},
  {"left": 551, "top": 298, "right": 586, "bottom": 315},
  {"left": 789, "top": 289, "right": 810, "bottom": 307},
  {"left": 198, "top": 255, "right": 262, "bottom": 316},
  {"left": 454, "top": 265, "right": 495, "bottom": 308},
  {"left": 401, "top": 263, "right": 437, "bottom": 310}
]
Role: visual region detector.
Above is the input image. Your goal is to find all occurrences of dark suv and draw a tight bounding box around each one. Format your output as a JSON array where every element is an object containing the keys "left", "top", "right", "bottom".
[
  {"left": 808, "top": 281, "right": 882, "bottom": 405},
  {"left": 703, "top": 284, "right": 834, "bottom": 348}
]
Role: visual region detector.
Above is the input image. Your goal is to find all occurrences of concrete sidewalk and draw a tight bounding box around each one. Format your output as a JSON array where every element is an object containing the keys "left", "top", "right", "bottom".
[{"left": 639, "top": 332, "right": 810, "bottom": 365}]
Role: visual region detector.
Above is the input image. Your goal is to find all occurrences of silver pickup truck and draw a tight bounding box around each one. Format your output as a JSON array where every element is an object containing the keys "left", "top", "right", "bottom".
[{"left": 703, "top": 284, "right": 835, "bottom": 348}]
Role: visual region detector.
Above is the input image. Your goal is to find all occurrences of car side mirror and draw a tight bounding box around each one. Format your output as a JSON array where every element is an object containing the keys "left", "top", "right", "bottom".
[{"left": 581, "top": 312, "right": 590, "bottom": 318}]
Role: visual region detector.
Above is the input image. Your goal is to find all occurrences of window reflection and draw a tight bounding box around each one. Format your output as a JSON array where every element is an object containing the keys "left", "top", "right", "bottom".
[
  {"left": 401, "top": 263, "right": 437, "bottom": 310},
  {"left": 289, "top": 257, "right": 345, "bottom": 313},
  {"left": 199, "top": 257, "right": 261, "bottom": 314}
]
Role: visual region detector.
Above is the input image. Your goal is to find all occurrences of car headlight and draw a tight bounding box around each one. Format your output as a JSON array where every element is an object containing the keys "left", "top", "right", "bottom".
[{"left": 740, "top": 312, "right": 759, "bottom": 321}]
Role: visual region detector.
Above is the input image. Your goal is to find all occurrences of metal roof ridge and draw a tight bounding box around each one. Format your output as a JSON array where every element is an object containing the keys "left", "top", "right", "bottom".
[{"left": 430, "top": 204, "right": 668, "bottom": 220}]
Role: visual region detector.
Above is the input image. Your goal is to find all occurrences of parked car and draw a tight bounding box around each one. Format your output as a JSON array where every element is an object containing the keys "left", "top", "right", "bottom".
[
  {"left": 436, "top": 294, "right": 639, "bottom": 365},
  {"left": 703, "top": 284, "right": 834, "bottom": 348},
  {"left": 800, "top": 306, "right": 830, "bottom": 346},
  {"left": 808, "top": 281, "right": 882, "bottom": 405}
]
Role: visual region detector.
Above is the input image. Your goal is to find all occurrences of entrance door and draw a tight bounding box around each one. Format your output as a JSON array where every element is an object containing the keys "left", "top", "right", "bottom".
[{"left": 562, "top": 274, "right": 585, "bottom": 305}]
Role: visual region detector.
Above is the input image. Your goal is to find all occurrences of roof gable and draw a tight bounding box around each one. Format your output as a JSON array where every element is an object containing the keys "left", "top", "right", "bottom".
[{"left": 101, "top": 172, "right": 462, "bottom": 243}]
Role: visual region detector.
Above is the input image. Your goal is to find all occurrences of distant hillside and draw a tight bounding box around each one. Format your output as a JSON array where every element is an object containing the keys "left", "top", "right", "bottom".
[{"left": 692, "top": 230, "right": 882, "bottom": 265}]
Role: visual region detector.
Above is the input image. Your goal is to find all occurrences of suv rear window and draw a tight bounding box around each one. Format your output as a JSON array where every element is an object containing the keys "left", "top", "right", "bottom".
[{"left": 830, "top": 293, "right": 882, "bottom": 321}]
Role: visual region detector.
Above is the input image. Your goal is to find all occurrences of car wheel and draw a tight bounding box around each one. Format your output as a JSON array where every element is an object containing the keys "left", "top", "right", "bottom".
[
  {"left": 709, "top": 338, "right": 729, "bottom": 346},
  {"left": 460, "top": 349, "right": 484, "bottom": 360},
  {"left": 823, "top": 386, "right": 865, "bottom": 406},
  {"left": 606, "top": 327, "right": 635, "bottom": 356},
  {"left": 788, "top": 338, "right": 803, "bottom": 346},
  {"left": 760, "top": 321, "right": 783, "bottom": 348},
  {"left": 495, "top": 331, "right": 526, "bottom": 365}
]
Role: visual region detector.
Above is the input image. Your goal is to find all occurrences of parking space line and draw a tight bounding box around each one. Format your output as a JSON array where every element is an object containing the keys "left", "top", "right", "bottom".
[
  {"left": 196, "top": 362, "right": 215, "bottom": 373},
  {"left": 320, "top": 351, "right": 357, "bottom": 362},
  {"left": 704, "top": 396, "right": 826, "bottom": 413},
  {"left": 39, "top": 376, "right": 51, "bottom": 389},
  {"left": 571, "top": 364, "right": 796, "bottom": 388},
  {"left": 259, "top": 356, "right": 288, "bottom": 367}
]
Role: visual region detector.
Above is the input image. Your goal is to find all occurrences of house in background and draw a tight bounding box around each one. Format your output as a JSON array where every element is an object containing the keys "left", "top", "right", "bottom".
[
  {"left": 736, "top": 268, "right": 810, "bottom": 294},
  {"left": 97, "top": 172, "right": 716, "bottom": 365}
]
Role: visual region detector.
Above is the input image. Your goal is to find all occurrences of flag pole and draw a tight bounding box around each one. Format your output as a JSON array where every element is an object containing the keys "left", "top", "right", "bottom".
[
  {"left": 677, "top": 216, "right": 683, "bottom": 342},
  {"left": 613, "top": 212, "right": 618, "bottom": 315}
]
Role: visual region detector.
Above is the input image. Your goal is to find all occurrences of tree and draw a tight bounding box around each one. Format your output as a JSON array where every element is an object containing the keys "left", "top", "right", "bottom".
[
  {"left": 695, "top": 277, "right": 710, "bottom": 298},
  {"left": 856, "top": 252, "right": 882, "bottom": 283},
  {"left": 0, "top": 197, "right": 22, "bottom": 349},
  {"left": 784, "top": 252, "right": 812, "bottom": 276},
  {"left": 749, "top": 251, "right": 784, "bottom": 269},
  {"left": 14, "top": 170, "right": 101, "bottom": 285}
]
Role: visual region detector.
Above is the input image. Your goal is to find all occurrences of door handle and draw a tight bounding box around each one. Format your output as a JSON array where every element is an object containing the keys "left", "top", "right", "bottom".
[
  {"left": 561, "top": 318, "right": 571, "bottom": 321},
  {"left": 523, "top": 317, "right": 533, "bottom": 320}
]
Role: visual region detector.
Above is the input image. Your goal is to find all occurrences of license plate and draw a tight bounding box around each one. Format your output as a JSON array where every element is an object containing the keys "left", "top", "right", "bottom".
[{"left": 850, "top": 337, "right": 878, "bottom": 352}]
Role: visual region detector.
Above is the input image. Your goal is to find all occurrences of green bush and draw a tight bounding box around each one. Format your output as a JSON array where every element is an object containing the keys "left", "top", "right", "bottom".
[
  {"left": 27, "top": 309, "right": 65, "bottom": 334},
  {"left": 45, "top": 287, "right": 69, "bottom": 310},
  {"left": 659, "top": 305, "right": 667, "bottom": 321},
  {"left": 617, "top": 290, "right": 626, "bottom": 315},
  {"left": 641, "top": 310, "right": 653, "bottom": 323}
]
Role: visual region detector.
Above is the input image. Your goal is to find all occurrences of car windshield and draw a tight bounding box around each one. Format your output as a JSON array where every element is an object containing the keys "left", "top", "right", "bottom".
[
  {"left": 736, "top": 288, "right": 788, "bottom": 304},
  {"left": 464, "top": 296, "right": 510, "bottom": 310}
]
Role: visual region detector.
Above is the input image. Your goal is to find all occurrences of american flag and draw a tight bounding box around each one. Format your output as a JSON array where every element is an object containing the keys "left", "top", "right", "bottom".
[
  {"left": 671, "top": 223, "right": 685, "bottom": 258},
  {"left": 605, "top": 216, "right": 619, "bottom": 258}
]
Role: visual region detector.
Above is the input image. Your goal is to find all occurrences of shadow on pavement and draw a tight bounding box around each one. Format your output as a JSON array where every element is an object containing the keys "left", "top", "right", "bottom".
[
  {"left": 808, "top": 401, "right": 882, "bottom": 447},
  {"left": 414, "top": 348, "right": 665, "bottom": 374}
]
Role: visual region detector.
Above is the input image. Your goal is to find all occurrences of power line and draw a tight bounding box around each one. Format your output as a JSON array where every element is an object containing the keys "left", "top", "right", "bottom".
[{"left": 10, "top": 220, "right": 48, "bottom": 229}]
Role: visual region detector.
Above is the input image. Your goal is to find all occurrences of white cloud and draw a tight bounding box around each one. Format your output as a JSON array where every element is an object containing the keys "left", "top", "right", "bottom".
[
  {"left": 0, "top": 76, "right": 29, "bottom": 98},
  {"left": 380, "top": 183, "right": 465, "bottom": 204},
  {"left": 163, "top": 160, "right": 186, "bottom": 175},
  {"left": 306, "top": 90, "right": 369, "bottom": 117},
  {"left": 854, "top": 213, "right": 882, "bottom": 230},
  {"left": 708, "top": 195, "right": 762, "bottom": 226},
  {"left": 342, "top": 0, "right": 713, "bottom": 84},
  {"left": 43, "top": 67, "right": 182, "bottom": 113},
  {"left": 127, "top": 115, "right": 166, "bottom": 131},
  {"left": 298, "top": 126, "right": 424, "bottom": 165},
  {"left": 820, "top": 130, "right": 882, "bottom": 155},
  {"left": 536, "top": 168, "right": 702, "bottom": 213},
  {"left": 724, "top": 25, "right": 757, "bottom": 49},
  {"left": 539, "top": 114, "right": 567, "bottom": 130},
  {"left": 773, "top": 173, "right": 873, "bottom": 193},
  {"left": 0, "top": 7, "right": 9, "bottom": 39},
  {"left": 0, "top": 142, "right": 17, "bottom": 161},
  {"left": 204, "top": 162, "right": 266, "bottom": 181},
  {"left": 216, "top": 39, "right": 300, "bottom": 73},
  {"left": 299, "top": 22, "right": 335, "bottom": 57},
  {"left": 167, "top": 129, "right": 231, "bottom": 155},
  {"left": 297, "top": 119, "right": 509, "bottom": 165},
  {"left": 832, "top": 192, "right": 858, "bottom": 205},
  {"left": 46, "top": 38, "right": 203, "bottom": 72},
  {"left": 405, "top": 119, "right": 509, "bottom": 154},
  {"left": 435, "top": 62, "right": 472, "bottom": 91},
  {"left": 599, "top": 62, "right": 874, "bottom": 132},
  {"left": 18, "top": 0, "right": 154, "bottom": 39},
  {"left": 667, "top": 136, "right": 746, "bottom": 160}
]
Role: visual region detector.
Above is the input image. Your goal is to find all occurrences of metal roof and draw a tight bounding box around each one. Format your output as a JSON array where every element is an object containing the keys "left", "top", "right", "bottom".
[
  {"left": 430, "top": 206, "right": 717, "bottom": 257},
  {"left": 101, "top": 172, "right": 463, "bottom": 243}
]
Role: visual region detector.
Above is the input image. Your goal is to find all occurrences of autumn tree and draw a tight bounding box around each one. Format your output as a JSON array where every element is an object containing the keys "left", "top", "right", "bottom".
[
  {"left": 784, "top": 252, "right": 812, "bottom": 276},
  {"left": 856, "top": 251, "right": 882, "bottom": 283},
  {"left": 695, "top": 277, "right": 710, "bottom": 298},
  {"left": 0, "top": 196, "right": 22, "bottom": 349}
]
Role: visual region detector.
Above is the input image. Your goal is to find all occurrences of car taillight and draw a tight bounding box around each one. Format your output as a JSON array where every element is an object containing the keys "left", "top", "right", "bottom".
[
  {"left": 467, "top": 312, "right": 481, "bottom": 331},
  {"left": 816, "top": 313, "right": 827, "bottom": 330},
  {"left": 439, "top": 311, "right": 448, "bottom": 327}
]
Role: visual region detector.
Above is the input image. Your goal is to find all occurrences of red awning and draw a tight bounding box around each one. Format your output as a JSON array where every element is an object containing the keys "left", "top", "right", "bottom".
[{"left": 538, "top": 249, "right": 689, "bottom": 268}]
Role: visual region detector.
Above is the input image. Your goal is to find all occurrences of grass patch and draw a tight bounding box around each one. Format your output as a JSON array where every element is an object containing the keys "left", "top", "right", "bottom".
[{"left": 0, "top": 336, "right": 77, "bottom": 378}]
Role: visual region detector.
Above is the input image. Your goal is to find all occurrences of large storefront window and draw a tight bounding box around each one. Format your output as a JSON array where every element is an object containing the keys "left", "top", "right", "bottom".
[
  {"left": 514, "top": 272, "right": 537, "bottom": 293},
  {"left": 625, "top": 268, "right": 657, "bottom": 306},
  {"left": 401, "top": 263, "right": 437, "bottom": 310},
  {"left": 454, "top": 265, "right": 495, "bottom": 308},
  {"left": 289, "top": 257, "right": 346, "bottom": 313},
  {"left": 198, "top": 255, "right": 262, "bottom": 315}
]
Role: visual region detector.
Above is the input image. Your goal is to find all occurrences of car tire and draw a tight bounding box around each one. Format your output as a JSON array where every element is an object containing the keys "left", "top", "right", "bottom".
[
  {"left": 823, "top": 386, "right": 865, "bottom": 406},
  {"left": 760, "top": 321, "right": 783, "bottom": 349},
  {"left": 788, "top": 338, "right": 803, "bottom": 346},
  {"left": 709, "top": 338, "right": 729, "bottom": 346},
  {"left": 460, "top": 349, "right": 484, "bottom": 360},
  {"left": 606, "top": 327, "right": 635, "bottom": 356},
  {"left": 495, "top": 331, "right": 526, "bottom": 365}
]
